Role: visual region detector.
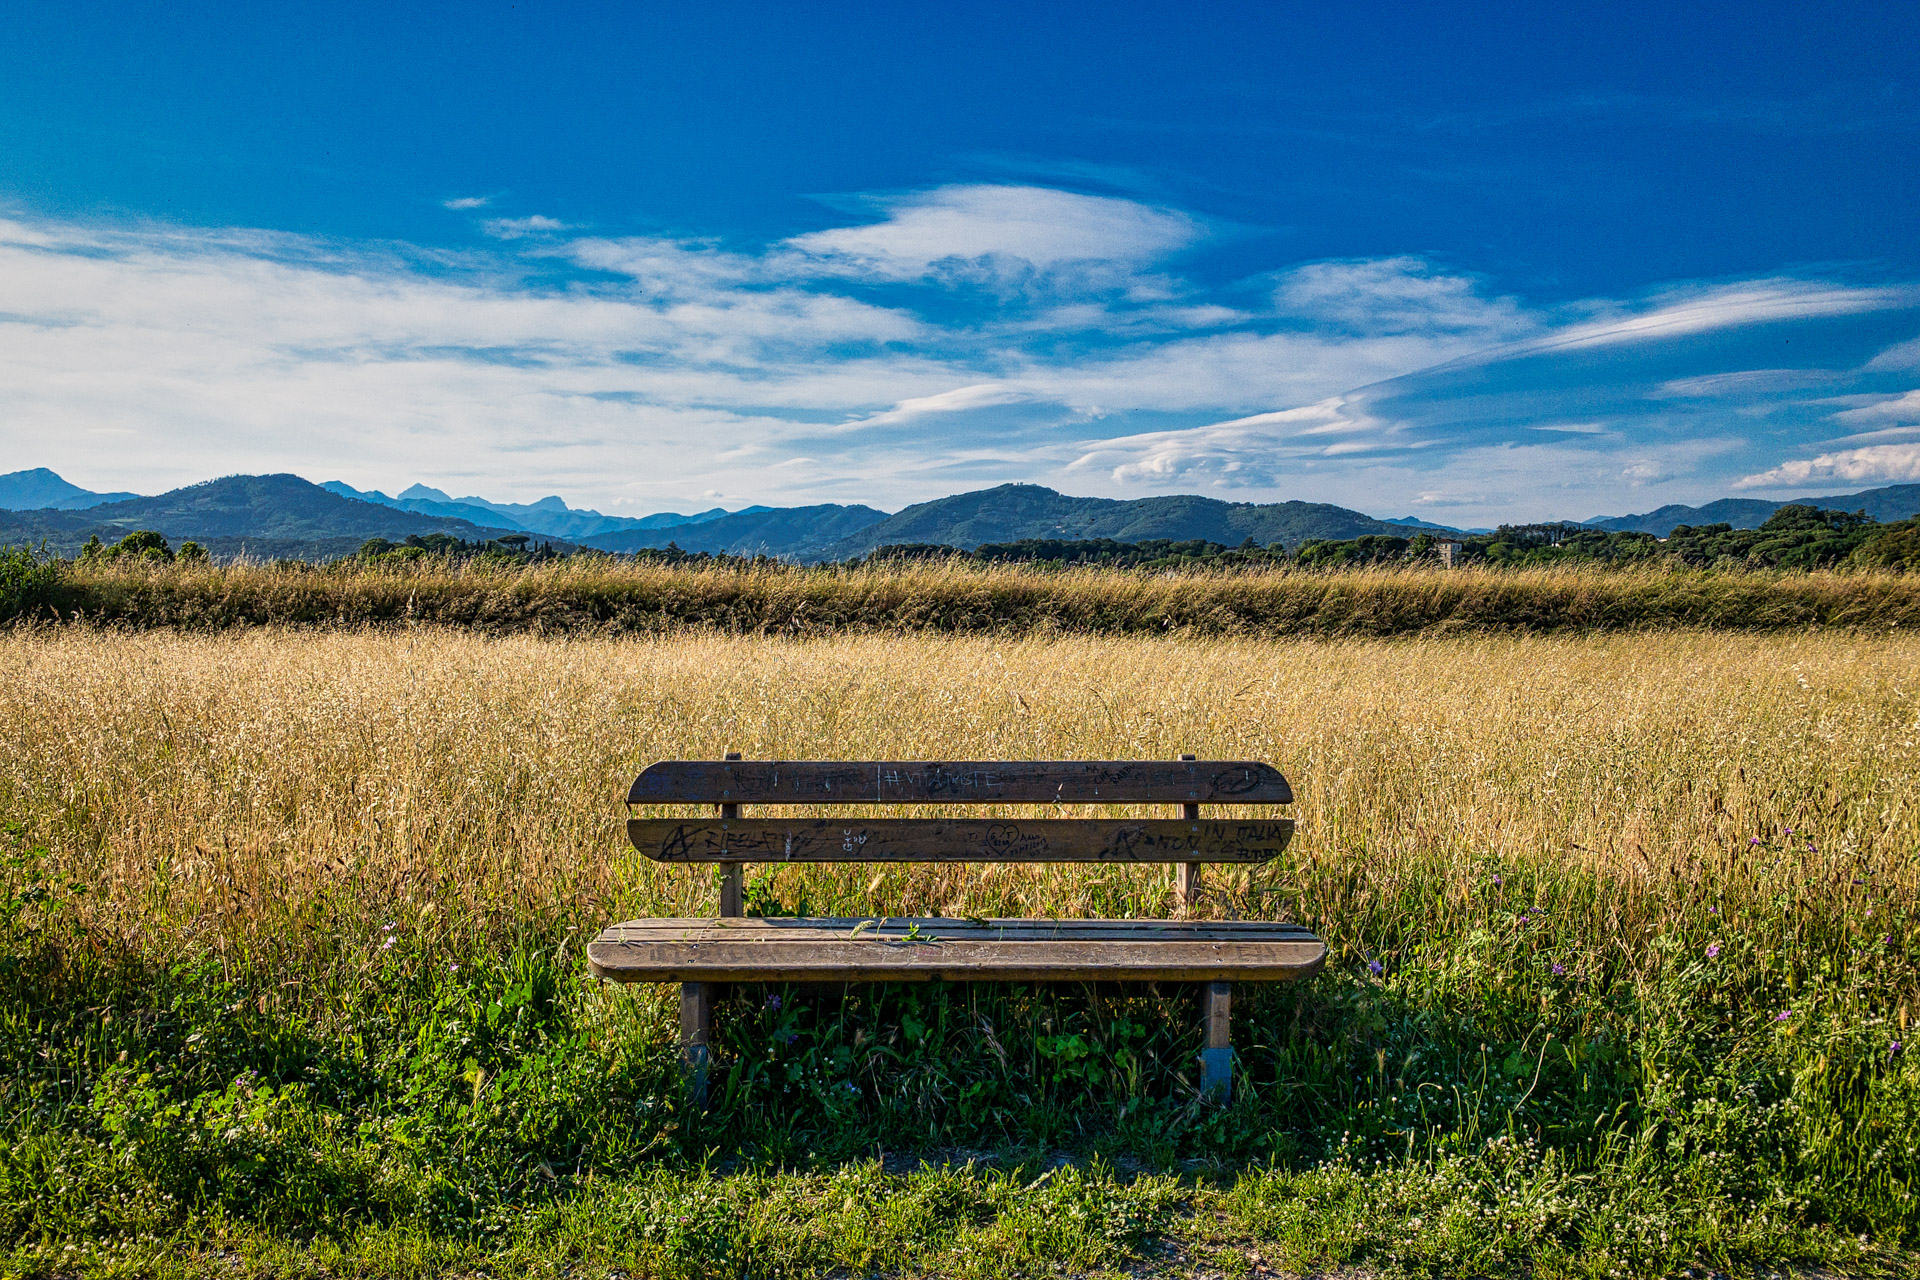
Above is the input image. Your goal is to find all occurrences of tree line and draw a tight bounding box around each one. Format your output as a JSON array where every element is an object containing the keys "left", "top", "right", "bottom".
[
  {"left": 7, "top": 502, "right": 1920, "bottom": 588},
  {"left": 859, "top": 504, "right": 1920, "bottom": 572}
]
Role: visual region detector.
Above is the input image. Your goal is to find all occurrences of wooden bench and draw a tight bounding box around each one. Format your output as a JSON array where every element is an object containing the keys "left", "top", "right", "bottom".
[{"left": 587, "top": 754, "right": 1325, "bottom": 1103}]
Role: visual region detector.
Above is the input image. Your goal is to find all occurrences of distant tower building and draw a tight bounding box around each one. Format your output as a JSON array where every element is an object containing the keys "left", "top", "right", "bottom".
[{"left": 1436, "top": 540, "right": 1460, "bottom": 568}]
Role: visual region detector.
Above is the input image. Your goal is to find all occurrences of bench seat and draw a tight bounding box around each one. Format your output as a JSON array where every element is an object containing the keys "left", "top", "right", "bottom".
[{"left": 587, "top": 917, "right": 1327, "bottom": 984}]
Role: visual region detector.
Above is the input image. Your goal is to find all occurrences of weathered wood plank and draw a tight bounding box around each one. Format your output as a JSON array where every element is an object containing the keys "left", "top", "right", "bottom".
[
  {"left": 596, "top": 917, "right": 1321, "bottom": 942},
  {"left": 627, "top": 760, "right": 1293, "bottom": 806},
  {"left": 586, "top": 917, "right": 1326, "bottom": 984},
  {"left": 627, "top": 817, "right": 1295, "bottom": 863}
]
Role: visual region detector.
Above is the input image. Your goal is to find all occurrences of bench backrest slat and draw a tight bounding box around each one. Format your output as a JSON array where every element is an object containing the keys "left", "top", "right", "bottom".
[
  {"left": 628, "top": 816, "right": 1295, "bottom": 863},
  {"left": 628, "top": 759, "right": 1292, "bottom": 806}
]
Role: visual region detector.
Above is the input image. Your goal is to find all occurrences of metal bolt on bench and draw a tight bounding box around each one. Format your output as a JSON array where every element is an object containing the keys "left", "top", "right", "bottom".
[{"left": 588, "top": 753, "right": 1326, "bottom": 1105}]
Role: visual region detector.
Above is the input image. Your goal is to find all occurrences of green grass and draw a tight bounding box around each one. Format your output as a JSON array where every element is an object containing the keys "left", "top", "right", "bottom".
[{"left": 5, "top": 821, "right": 1915, "bottom": 1278}]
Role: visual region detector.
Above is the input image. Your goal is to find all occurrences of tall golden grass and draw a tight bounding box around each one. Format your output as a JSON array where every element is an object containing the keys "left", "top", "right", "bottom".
[
  {"left": 4, "top": 625, "right": 1914, "bottom": 971},
  {"left": 41, "top": 556, "right": 1920, "bottom": 636}
]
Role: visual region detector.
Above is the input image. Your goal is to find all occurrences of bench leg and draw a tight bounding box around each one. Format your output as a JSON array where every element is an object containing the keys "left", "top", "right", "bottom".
[
  {"left": 1199, "top": 980, "right": 1231, "bottom": 1103},
  {"left": 680, "top": 981, "right": 712, "bottom": 1106}
]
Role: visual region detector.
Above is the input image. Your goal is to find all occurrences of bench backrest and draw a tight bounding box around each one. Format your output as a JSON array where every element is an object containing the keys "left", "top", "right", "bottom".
[{"left": 627, "top": 756, "right": 1295, "bottom": 914}]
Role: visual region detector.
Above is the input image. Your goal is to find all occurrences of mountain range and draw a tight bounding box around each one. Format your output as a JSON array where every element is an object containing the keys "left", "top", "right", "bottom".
[
  {"left": 2, "top": 471, "right": 1433, "bottom": 561},
  {"left": 5, "top": 467, "right": 1919, "bottom": 563},
  {"left": 1581, "top": 485, "right": 1920, "bottom": 535},
  {"left": 0, "top": 473, "right": 536, "bottom": 561}
]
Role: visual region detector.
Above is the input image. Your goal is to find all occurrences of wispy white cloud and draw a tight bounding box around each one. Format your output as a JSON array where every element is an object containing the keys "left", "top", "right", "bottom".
[
  {"left": 849, "top": 384, "right": 1030, "bottom": 429},
  {"left": 561, "top": 235, "right": 767, "bottom": 294},
  {"left": 1821, "top": 424, "right": 1920, "bottom": 447},
  {"left": 786, "top": 185, "right": 1201, "bottom": 287},
  {"left": 443, "top": 196, "right": 492, "bottom": 210},
  {"left": 1866, "top": 337, "right": 1920, "bottom": 372},
  {"left": 1655, "top": 368, "right": 1845, "bottom": 398},
  {"left": 1835, "top": 389, "right": 1920, "bottom": 429},
  {"left": 1472, "top": 280, "right": 1909, "bottom": 361},
  {"left": 1273, "top": 257, "right": 1529, "bottom": 337},
  {"left": 482, "top": 214, "right": 571, "bottom": 238},
  {"left": 1066, "top": 396, "right": 1394, "bottom": 487}
]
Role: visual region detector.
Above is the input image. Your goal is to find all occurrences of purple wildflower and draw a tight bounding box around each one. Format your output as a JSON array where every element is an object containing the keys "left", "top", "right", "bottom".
[
  {"left": 765, "top": 994, "right": 783, "bottom": 1011},
  {"left": 1368, "top": 959, "right": 1384, "bottom": 976},
  {"left": 1551, "top": 962, "right": 1566, "bottom": 976},
  {"left": 1707, "top": 943, "right": 1721, "bottom": 959},
  {"left": 1750, "top": 836, "right": 1762, "bottom": 845},
  {"left": 1776, "top": 1010, "right": 1791, "bottom": 1022},
  {"left": 1893, "top": 1041, "right": 1904, "bottom": 1055},
  {"left": 1492, "top": 875, "right": 1503, "bottom": 885}
]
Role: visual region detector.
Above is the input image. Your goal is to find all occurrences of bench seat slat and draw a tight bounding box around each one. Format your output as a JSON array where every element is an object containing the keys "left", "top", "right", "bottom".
[
  {"left": 596, "top": 917, "right": 1322, "bottom": 941},
  {"left": 628, "top": 760, "right": 1293, "bottom": 806},
  {"left": 627, "top": 817, "right": 1294, "bottom": 863},
  {"left": 587, "top": 917, "right": 1327, "bottom": 984}
]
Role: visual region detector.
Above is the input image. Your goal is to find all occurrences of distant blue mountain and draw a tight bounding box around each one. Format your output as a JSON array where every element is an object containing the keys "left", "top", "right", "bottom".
[
  {"left": 0, "top": 473, "right": 533, "bottom": 559},
  {"left": 1383, "top": 515, "right": 1485, "bottom": 534},
  {"left": 584, "top": 503, "right": 890, "bottom": 558},
  {"left": 1583, "top": 484, "right": 1920, "bottom": 536},
  {"left": 321, "top": 480, "right": 768, "bottom": 540},
  {"left": 0, "top": 468, "right": 139, "bottom": 510},
  {"left": 321, "top": 482, "right": 529, "bottom": 531}
]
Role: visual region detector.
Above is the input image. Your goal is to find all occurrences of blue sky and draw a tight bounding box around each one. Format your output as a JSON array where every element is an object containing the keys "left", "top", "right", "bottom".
[{"left": 2, "top": 0, "right": 1918, "bottom": 524}]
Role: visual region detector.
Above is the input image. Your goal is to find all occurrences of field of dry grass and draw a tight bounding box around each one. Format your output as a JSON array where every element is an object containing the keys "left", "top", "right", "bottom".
[
  {"left": 4, "top": 624, "right": 1918, "bottom": 1277},
  {"left": 6, "top": 626, "right": 1915, "bottom": 942}
]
